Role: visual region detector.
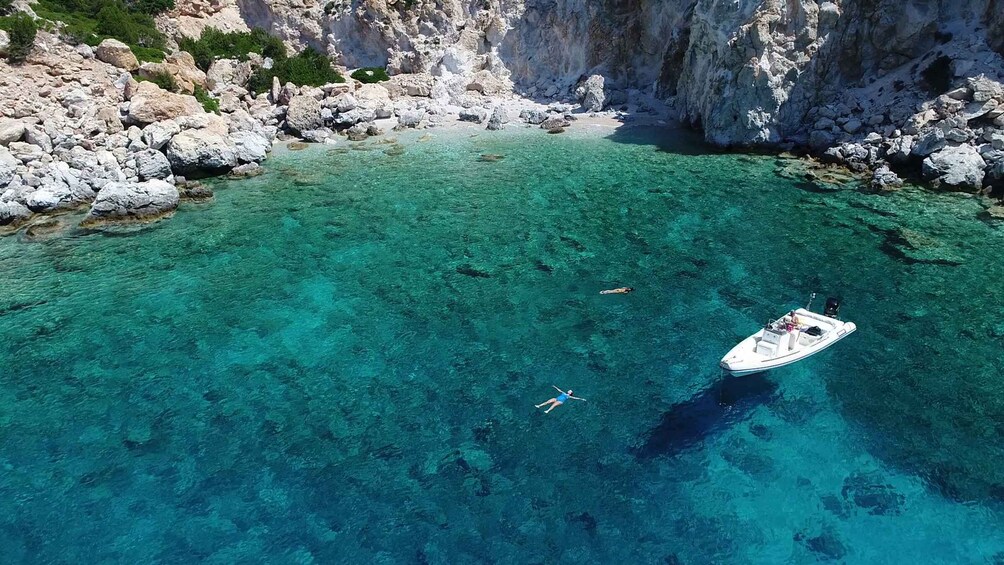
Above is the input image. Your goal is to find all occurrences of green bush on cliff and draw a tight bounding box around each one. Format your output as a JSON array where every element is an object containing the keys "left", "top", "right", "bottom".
[
  {"left": 33, "top": 0, "right": 168, "bottom": 63},
  {"left": 4, "top": 12, "right": 37, "bottom": 64},
  {"left": 179, "top": 27, "right": 287, "bottom": 71},
  {"left": 194, "top": 85, "right": 220, "bottom": 114},
  {"left": 139, "top": 69, "right": 178, "bottom": 92},
  {"left": 350, "top": 67, "right": 390, "bottom": 84},
  {"left": 247, "top": 47, "right": 345, "bottom": 94}
]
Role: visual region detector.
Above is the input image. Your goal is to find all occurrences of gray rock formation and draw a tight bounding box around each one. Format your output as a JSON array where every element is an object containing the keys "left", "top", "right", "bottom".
[
  {"left": 232, "top": 131, "right": 271, "bottom": 163},
  {"left": 922, "top": 145, "right": 987, "bottom": 190},
  {"left": 81, "top": 179, "right": 179, "bottom": 225},
  {"left": 166, "top": 130, "right": 237, "bottom": 173},
  {"left": 577, "top": 75, "right": 606, "bottom": 113},
  {"left": 0, "top": 201, "right": 31, "bottom": 226},
  {"left": 486, "top": 106, "right": 507, "bottom": 131},
  {"left": 0, "top": 119, "right": 25, "bottom": 146},
  {"left": 135, "top": 149, "right": 174, "bottom": 181},
  {"left": 285, "top": 95, "right": 323, "bottom": 135}
]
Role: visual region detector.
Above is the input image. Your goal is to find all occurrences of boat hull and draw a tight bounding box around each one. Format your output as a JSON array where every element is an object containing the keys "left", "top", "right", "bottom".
[{"left": 720, "top": 310, "right": 856, "bottom": 375}]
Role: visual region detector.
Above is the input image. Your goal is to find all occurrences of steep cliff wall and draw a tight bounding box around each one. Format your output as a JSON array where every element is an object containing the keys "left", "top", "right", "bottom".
[{"left": 165, "top": 0, "right": 1004, "bottom": 149}]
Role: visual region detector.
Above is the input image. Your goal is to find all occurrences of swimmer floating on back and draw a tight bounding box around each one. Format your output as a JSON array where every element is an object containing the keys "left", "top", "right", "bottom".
[
  {"left": 535, "top": 385, "right": 586, "bottom": 414},
  {"left": 600, "top": 287, "right": 634, "bottom": 295}
]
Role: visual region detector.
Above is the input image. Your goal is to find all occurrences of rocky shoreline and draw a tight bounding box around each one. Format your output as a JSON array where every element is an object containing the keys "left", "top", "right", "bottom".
[
  {"left": 0, "top": 26, "right": 653, "bottom": 233},
  {"left": 5, "top": 0, "right": 1004, "bottom": 234}
]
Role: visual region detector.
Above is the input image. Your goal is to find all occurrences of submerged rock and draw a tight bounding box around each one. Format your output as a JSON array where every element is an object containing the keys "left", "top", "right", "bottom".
[
  {"left": 841, "top": 471, "right": 905, "bottom": 515},
  {"left": 81, "top": 179, "right": 179, "bottom": 226}
]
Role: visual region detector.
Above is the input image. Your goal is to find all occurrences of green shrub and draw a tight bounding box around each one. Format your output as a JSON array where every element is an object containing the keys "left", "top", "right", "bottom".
[
  {"left": 247, "top": 47, "right": 344, "bottom": 94},
  {"left": 179, "top": 27, "right": 286, "bottom": 71},
  {"left": 143, "top": 70, "right": 178, "bottom": 92},
  {"left": 127, "top": 0, "right": 174, "bottom": 15},
  {"left": 34, "top": 0, "right": 165, "bottom": 49},
  {"left": 6, "top": 12, "right": 37, "bottom": 64},
  {"left": 350, "top": 67, "right": 389, "bottom": 83},
  {"left": 194, "top": 85, "right": 219, "bottom": 114},
  {"left": 130, "top": 44, "right": 165, "bottom": 62}
]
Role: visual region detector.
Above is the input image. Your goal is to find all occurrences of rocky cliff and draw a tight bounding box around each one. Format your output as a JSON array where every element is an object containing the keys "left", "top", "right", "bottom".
[{"left": 162, "top": 0, "right": 1004, "bottom": 192}]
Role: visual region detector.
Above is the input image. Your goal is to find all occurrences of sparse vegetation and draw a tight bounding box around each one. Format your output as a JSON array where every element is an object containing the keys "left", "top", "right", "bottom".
[
  {"left": 194, "top": 85, "right": 220, "bottom": 114},
  {"left": 4, "top": 12, "right": 37, "bottom": 64},
  {"left": 247, "top": 47, "right": 344, "bottom": 94},
  {"left": 31, "top": 0, "right": 167, "bottom": 60},
  {"left": 0, "top": 0, "right": 14, "bottom": 16},
  {"left": 351, "top": 67, "right": 390, "bottom": 84},
  {"left": 142, "top": 70, "right": 178, "bottom": 92},
  {"left": 178, "top": 27, "right": 286, "bottom": 71}
]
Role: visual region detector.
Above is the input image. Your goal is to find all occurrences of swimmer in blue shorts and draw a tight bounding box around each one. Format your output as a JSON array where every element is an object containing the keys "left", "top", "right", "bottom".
[{"left": 535, "top": 385, "right": 586, "bottom": 414}]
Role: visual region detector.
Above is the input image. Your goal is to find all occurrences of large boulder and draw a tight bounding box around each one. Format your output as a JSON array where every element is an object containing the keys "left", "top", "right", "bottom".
[
  {"left": 388, "top": 73, "right": 435, "bottom": 97},
  {"left": 142, "top": 120, "right": 182, "bottom": 150},
  {"left": 206, "top": 58, "right": 252, "bottom": 92},
  {"left": 576, "top": 75, "right": 606, "bottom": 112},
  {"left": 81, "top": 179, "right": 179, "bottom": 226},
  {"left": 231, "top": 131, "right": 270, "bottom": 163},
  {"left": 135, "top": 149, "right": 173, "bottom": 181},
  {"left": 0, "top": 150, "right": 16, "bottom": 186},
  {"left": 285, "top": 95, "right": 323, "bottom": 135},
  {"left": 486, "top": 106, "right": 507, "bottom": 131},
  {"left": 394, "top": 109, "right": 426, "bottom": 130},
  {"left": 910, "top": 128, "right": 947, "bottom": 157},
  {"left": 922, "top": 145, "right": 986, "bottom": 190},
  {"left": 354, "top": 83, "right": 391, "bottom": 105},
  {"left": 0, "top": 119, "right": 25, "bottom": 146},
  {"left": 166, "top": 130, "right": 237, "bottom": 174},
  {"left": 886, "top": 135, "right": 914, "bottom": 164},
  {"left": 459, "top": 107, "right": 488, "bottom": 124},
  {"left": 137, "top": 52, "right": 207, "bottom": 94},
  {"left": 0, "top": 201, "right": 31, "bottom": 227},
  {"left": 871, "top": 165, "right": 904, "bottom": 191},
  {"left": 95, "top": 39, "right": 139, "bottom": 71},
  {"left": 466, "top": 70, "right": 509, "bottom": 96},
  {"left": 128, "top": 82, "right": 205, "bottom": 125}
]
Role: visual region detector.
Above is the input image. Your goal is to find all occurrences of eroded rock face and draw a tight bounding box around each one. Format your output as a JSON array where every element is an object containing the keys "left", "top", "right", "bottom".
[
  {"left": 95, "top": 39, "right": 139, "bottom": 71},
  {"left": 81, "top": 179, "right": 179, "bottom": 226}
]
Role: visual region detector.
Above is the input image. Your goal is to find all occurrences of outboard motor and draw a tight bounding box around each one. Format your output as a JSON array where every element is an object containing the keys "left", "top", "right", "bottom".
[{"left": 823, "top": 297, "right": 841, "bottom": 318}]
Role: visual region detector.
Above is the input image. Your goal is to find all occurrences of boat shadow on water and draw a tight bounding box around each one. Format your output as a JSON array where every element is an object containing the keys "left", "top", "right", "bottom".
[{"left": 634, "top": 372, "right": 780, "bottom": 459}]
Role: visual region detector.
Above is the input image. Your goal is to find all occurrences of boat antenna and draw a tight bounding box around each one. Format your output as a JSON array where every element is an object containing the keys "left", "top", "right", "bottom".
[{"left": 806, "top": 292, "right": 816, "bottom": 311}]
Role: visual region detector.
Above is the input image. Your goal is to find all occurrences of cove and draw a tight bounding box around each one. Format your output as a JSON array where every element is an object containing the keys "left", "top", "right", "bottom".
[{"left": 1, "top": 126, "right": 1002, "bottom": 563}]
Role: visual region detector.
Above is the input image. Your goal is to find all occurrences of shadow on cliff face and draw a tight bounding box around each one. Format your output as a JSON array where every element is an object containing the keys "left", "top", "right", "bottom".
[
  {"left": 605, "top": 124, "right": 721, "bottom": 156},
  {"left": 634, "top": 372, "right": 779, "bottom": 459}
]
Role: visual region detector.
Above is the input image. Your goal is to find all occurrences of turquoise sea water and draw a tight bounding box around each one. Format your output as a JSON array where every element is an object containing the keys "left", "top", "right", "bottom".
[{"left": 2, "top": 125, "right": 1004, "bottom": 563}]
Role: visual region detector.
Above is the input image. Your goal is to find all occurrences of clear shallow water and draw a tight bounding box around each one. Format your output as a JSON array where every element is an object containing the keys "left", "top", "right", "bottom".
[{"left": 1, "top": 126, "right": 1004, "bottom": 563}]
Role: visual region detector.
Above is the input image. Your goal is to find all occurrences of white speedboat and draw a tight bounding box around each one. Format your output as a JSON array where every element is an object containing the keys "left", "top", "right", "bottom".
[{"left": 720, "top": 296, "right": 856, "bottom": 376}]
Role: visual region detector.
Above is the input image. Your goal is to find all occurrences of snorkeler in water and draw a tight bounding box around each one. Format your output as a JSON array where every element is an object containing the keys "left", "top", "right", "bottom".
[
  {"left": 600, "top": 287, "right": 634, "bottom": 295},
  {"left": 535, "top": 385, "right": 586, "bottom": 414}
]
